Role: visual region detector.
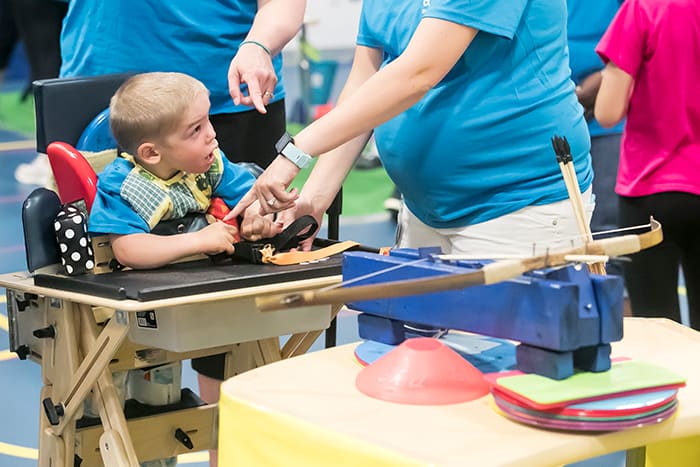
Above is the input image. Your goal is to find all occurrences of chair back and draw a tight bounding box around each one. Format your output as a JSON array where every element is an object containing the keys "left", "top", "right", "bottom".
[
  {"left": 46, "top": 141, "right": 98, "bottom": 211},
  {"left": 33, "top": 73, "right": 132, "bottom": 153}
]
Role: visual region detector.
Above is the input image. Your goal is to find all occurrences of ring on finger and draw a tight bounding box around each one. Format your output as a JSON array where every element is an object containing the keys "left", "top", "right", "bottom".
[
  {"left": 263, "top": 91, "right": 274, "bottom": 98},
  {"left": 267, "top": 197, "right": 276, "bottom": 207}
]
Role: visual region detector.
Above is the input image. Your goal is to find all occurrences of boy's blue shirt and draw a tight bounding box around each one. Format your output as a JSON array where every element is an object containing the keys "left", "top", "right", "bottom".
[
  {"left": 88, "top": 149, "right": 254, "bottom": 236},
  {"left": 357, "top": 0, "right": 592, "bottom": 229}
]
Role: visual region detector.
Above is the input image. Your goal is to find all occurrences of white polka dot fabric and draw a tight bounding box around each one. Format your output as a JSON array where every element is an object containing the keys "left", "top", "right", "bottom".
[{"left": 53, "top": 204, "right": 95, "bottom": 276}]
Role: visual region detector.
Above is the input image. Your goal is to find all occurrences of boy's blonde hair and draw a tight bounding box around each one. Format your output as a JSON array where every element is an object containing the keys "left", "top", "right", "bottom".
[{"left": 110, "top": 72, "right": 209, "bottom": 155}]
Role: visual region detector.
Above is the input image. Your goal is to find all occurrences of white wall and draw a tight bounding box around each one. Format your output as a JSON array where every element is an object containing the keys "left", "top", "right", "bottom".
[
  {"left": 304, "top": 0, "right": 362, "bottom": 50},
  {"left": 282, "top": 0, "right": 361, "bottom": 115},
  {"left": 283, "top": 0, "right": 361, "bottom": 55}
]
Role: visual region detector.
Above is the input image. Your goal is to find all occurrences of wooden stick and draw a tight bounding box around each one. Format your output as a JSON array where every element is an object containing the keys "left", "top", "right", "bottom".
[{"left": 552, "top": 136, "right": 606, "bottom": 275}]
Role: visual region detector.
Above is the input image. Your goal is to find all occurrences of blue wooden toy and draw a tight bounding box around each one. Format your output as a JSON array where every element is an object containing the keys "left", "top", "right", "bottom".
[{"left": 342, "top": 247, "right": 625, "bottom": 380}]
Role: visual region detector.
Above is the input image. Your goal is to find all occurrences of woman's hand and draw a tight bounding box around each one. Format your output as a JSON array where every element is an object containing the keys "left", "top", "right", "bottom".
[
  {"left": 228, "top": 41, "right": 277, "bottom": 114},
  {"left": 276, "top": 197, "right": 323, "bottom": 252},
  {"left": 225, "top": 155, "right": 301, "bottom": 220}
]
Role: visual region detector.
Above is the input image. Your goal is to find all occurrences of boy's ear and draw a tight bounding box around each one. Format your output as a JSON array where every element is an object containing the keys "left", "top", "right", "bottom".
[{"left": 136, "top": 142, "right": 161, "bottom": 165}]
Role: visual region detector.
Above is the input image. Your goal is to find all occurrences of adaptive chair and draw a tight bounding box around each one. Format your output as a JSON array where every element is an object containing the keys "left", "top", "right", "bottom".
[{"left": 12, "top": 74, "right": 344, "bottom": 466}]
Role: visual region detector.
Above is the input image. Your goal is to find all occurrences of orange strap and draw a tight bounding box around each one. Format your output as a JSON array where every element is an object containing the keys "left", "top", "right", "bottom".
[{"left": 261, "top": 240, "right": 360, "bottom": 265}]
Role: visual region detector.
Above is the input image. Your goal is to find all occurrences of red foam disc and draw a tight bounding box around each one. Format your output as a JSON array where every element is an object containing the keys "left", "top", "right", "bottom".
[{"left": 355, "top": 337, "right": 490, "bottom": 405}]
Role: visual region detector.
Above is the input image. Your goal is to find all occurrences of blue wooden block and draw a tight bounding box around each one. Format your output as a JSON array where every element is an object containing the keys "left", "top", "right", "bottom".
[
  {"left": 344, "top": 251, "right": 614, "bottom": 352},
  {"left": 591, "top": 275, "right": 625, "bottom": 343},
  {"left": 344, "top": 248, "right": 625, "bottom": 378},
  {"left": 357, "top": 313, "right": 406, "bottom": 345},
  {"left": 574, "top": 344, "right": 612, "bottom": 372},
  {"left": 516, "top": 344, "right": 574, "bottom": 380}
]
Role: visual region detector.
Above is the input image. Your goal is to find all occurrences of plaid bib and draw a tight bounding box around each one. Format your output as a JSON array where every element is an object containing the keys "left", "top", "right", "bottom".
[{"left": 119, "top": 149, "right": 225, "bottom": 230}]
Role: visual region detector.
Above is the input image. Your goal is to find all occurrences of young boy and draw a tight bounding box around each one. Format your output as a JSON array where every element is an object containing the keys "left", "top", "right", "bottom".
[
  {"left": 88, "top": 72, "right": 279, "bottom": 466},
  {"left": 89, "top": 71, "right": 278, "bottom": 268}
]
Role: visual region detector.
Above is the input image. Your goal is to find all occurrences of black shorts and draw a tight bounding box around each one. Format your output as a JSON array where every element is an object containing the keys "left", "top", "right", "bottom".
[{"left": 191, "top": 99, "right": 286, "bottom": 381}]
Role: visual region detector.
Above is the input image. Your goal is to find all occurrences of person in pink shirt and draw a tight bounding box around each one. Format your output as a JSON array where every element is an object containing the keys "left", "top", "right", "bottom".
[{"left": 595, "top": 0, "right": 700, "bottom": 329}]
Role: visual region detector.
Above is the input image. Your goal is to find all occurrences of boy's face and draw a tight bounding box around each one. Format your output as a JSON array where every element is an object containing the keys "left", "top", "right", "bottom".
[{"left": 155, "top": 91, "right": 219, "bottom": 177}]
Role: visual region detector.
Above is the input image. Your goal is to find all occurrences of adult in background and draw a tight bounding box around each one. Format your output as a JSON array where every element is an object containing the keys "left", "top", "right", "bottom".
[
  {"left": 0, "top": 0, "right": 66, "bottom": 96},
  {"left": 595, "top": 0, "right": 700, "bottom": 329},
  {"left": 9, "top": 0, "right": 68, "bottom": 184}
]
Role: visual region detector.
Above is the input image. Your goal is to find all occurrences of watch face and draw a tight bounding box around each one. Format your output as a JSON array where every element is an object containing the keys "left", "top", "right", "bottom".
[{"left": 275, "top": 132, "right": 293, "bottom": 153}]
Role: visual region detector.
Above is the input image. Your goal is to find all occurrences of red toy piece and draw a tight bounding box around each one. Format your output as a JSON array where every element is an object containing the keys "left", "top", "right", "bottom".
[{"left": 207, "top": 197, "right": 240, "bottom": 242}]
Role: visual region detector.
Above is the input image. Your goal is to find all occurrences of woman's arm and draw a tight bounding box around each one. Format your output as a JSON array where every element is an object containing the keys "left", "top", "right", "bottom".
[
  {"left": 294, "top": 18, "right": 477, "bottom": 157},
  {"left": 595, "top": 62, "right": 634, "bottom": 128},
  {"left": 229, "top": 17, "right": 478, "bottom": 216},
  {"left": 294, "top": 45, "right": 384, "bottom": 216}
]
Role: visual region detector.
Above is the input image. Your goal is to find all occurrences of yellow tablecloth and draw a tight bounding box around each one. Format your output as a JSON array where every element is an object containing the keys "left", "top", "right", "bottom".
[{"left": 220, "top": 318, "right": 700, "bottom": 466}]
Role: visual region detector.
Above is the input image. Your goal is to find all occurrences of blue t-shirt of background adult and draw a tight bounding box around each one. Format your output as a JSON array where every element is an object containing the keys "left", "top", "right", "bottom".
[
  {"left": 60, "top": 0, "right": 284, "bottom": 115},
  {"left": 567, "top": 0, "right": 624, "bottom": 137},
  {"left": 358, "top": 0, "right": 592, "bottom": 229}
]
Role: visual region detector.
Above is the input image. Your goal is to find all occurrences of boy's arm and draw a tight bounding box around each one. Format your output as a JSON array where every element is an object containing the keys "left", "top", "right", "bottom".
[{"left": 110, "top": 222, "right": 238, "bottom": 269}]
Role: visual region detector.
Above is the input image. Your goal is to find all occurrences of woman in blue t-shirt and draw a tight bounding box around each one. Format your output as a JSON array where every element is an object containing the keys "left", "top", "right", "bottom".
[{"left": 231, "top": 0, "right": 593, "bottom": 259}]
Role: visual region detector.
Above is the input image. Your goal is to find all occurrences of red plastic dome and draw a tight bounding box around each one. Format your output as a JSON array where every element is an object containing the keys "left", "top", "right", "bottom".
[{"left": 355, "top": 337, "right": 490, "bottom": 405}]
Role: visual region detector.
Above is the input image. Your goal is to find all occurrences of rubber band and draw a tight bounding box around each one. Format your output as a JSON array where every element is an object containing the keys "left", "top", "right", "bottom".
[{"left": 240, "top": 40, "right": 271, "bottom": 57}]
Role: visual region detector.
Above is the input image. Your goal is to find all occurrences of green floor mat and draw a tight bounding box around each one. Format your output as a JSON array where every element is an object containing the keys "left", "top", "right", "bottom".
[
  {"left": 0, "top": 91, "right": 35, "bottom": 137},
  {"left": 290, "top": 163, "right": 394, "bottom": 217}
]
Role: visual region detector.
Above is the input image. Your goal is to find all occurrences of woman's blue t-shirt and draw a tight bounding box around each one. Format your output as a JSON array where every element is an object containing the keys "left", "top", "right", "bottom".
[{"left": 358, "top": 0, "right": 592, "bottom": 228}]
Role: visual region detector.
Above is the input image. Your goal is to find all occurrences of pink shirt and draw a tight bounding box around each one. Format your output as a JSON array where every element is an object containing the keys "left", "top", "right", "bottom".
[{"left": 596, "top": 0, "right": 700, "bottom": 197}]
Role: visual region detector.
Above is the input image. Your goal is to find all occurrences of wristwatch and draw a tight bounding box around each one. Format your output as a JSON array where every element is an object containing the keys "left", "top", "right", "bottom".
[{"left": 275, "top": 132, "right": 313, "bottom": 169}]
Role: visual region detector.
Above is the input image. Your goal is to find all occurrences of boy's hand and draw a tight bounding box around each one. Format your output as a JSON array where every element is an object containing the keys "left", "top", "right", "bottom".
[
  {"left": 207, "top": 197, "right": 241, "bottom": 241},
  {"left": 240, "top": 204, "right": 283, "bottom": 241},
  {"left": 194, "top": 221, "right": 239, "bottom": 255}
]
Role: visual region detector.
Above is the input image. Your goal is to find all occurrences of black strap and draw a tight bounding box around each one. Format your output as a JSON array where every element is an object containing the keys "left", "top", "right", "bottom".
[
  {"left": 151, "top": 213, "right": 209, "bottom": 236},
  {"left": 269, "top": 215, "right": 318, "bottom": 251},
  {"left": 212, "top": 215, "right": 319, "bottom": 264}
]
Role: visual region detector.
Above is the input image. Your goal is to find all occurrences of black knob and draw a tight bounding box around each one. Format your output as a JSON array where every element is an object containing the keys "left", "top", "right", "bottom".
[
  {"left": 14, "top": 293, "right": 37, "bottom": 311},
  {"left": 33, "top": 325, "right": 56, "bottom": 339},
  {"left": 14, "top": 345, "right": 30, "bottom": 360},
  {"left": 174, "top": 428, "right": 194, "bottom": 450},
  {"left": 42, "top": 397, "right": 64, "bottom": 425}
]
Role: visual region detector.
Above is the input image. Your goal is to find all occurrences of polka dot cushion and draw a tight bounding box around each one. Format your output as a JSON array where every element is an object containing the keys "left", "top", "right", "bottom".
[{"left": 54, "top": 204, "right": 95, "bottom": 276}]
